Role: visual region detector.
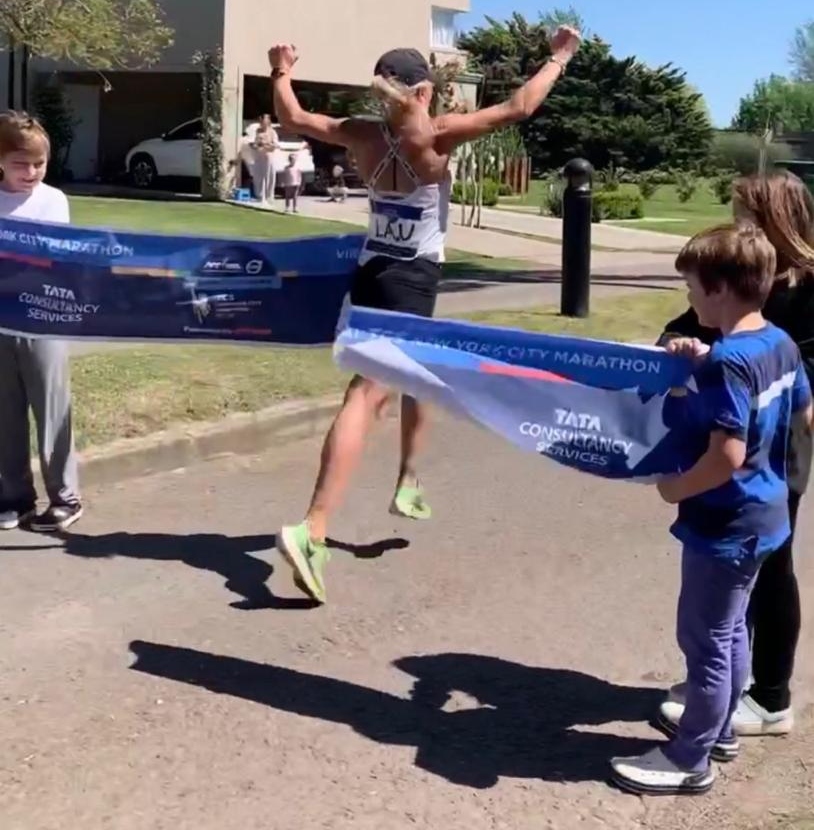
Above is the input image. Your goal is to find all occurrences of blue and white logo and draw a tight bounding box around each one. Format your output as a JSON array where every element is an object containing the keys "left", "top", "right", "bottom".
[
  {"left": 197, "top": 245, "right": 275, "bottom": 278},
  {"left": 193, "top": 245, "right": 281, "bottom": 290}
]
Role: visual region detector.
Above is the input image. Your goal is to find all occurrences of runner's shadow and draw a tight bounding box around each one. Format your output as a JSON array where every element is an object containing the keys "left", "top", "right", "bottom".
[
  {"left": 327, "top": 537, "right": 410, "bottom": 560},
  {"left": 0, "top": 544, "right": 56, "bottom": 552},
  {"left": 55, "top": 532, "right": 410, "bottom": 609},
  {"left": 57, "top": 531, "right": 315, "bottom": 611},
  {"left": 129, "top": 643, "right": 661, "bottom": 788}
]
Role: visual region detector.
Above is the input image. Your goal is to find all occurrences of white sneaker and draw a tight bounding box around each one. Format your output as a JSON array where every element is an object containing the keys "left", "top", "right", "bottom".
[
  {"left": 667, "top": 676, "right": 755, "bottom": 706},
  {"left": 731, "top": 694, "right": 794, "bottom": 736},
  {"left": 0, "top": 507, "right": 35, "bottom": 531},
  {"left": 661, "top": 695, "right": 792, "bottom": 737},
  {"left": 610, "top": 747, "right": 715, "bottom": 796}
]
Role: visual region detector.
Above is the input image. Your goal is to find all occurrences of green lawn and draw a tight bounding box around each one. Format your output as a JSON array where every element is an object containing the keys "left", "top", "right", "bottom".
[
  {"left": 500, "top": 179, "right": 731, "bottom": 237},
  {"left": 617, "top": 182, "right": 731, "bottom": 236},
  {"left": 68, "top": 196, "right": 533, "bottom": 277},
  {"left": 467, "top": 290, "right": 687, "bottom": 344},
  {"left": 69, "top": 196, "right": 360, "bottom": 239}
]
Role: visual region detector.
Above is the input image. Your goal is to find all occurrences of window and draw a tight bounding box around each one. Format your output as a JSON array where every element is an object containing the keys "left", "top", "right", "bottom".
[
  {"left": 431, "top": 7, "right": 458, "bottom": 50},
  {"left": 166, "top": 119, "right": 203, "bottom": 141}
]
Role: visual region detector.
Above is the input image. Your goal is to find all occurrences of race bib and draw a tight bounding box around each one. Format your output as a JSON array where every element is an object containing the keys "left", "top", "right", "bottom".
[{"left": 365, "top": 199, "right": 423, "bottom": 259}]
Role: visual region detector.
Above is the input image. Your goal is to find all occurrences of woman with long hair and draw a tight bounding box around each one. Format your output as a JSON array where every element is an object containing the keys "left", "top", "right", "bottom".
[{"left": 658, "top": 170, "right": 814, "bottom": 738}]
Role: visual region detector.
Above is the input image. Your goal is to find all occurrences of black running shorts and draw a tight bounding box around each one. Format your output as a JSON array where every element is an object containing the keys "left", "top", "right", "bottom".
[{"left": 349, "top": 256, "right": 441, "bottom": 318}]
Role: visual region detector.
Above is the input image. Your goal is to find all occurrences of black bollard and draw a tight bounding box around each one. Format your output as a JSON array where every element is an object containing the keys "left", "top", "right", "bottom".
[{"left": 560, "top": 158, "right": 594, "bottom": 318}]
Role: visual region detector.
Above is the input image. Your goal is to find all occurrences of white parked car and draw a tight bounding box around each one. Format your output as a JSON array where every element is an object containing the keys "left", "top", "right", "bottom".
[{"left": 125, "top": 117, "right": 315, "bottom": 189}]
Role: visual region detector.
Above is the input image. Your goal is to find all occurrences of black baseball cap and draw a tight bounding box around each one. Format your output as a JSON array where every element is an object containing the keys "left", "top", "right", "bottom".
[{"left": 374, "top": 49, "right": 432, "bottom": 87}]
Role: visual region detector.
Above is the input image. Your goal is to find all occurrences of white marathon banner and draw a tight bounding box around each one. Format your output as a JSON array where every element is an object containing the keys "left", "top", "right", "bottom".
[{"left": 335, "top": 306, "right": 704, "bottom": 482}]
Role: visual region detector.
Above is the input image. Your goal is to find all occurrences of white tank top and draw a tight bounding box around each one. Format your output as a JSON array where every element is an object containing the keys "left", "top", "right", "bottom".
[{"left": 358, "top": 124, "right": 450, "bottom": 266}]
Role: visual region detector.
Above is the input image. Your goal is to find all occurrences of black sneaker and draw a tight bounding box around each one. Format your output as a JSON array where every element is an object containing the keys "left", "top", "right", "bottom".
[
  {"left": 0, "top": 504, "right": 37, "bottom": 531},
  {"left": 29, "top": 503, "right": 84, "bottom": 533}
]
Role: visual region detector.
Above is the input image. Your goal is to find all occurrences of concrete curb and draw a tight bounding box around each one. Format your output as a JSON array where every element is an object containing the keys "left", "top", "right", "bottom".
[{"left": 46, "top": 395, "right": 344, "bottom": 488}]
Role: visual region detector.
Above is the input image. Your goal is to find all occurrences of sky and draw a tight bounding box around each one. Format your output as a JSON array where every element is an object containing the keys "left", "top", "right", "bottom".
[{"left": 458, "top": 0, "right": 810, "bottom": 127}]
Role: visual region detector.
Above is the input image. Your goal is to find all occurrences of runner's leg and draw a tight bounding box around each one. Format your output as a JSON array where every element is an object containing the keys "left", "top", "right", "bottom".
[
  {"left": 305, "top": 375, "right": 390, "bottom": 542},
  {"left": 276, "top": 374, "right": 388, "bottom": 603},
  {"left": 277, "top": 258, "right": 440, "bottom": 598},
  {"left": 379, "top": 259, "right": 439, "bottom": 518},
  {"left": 399, "top": 395, "right": 429, "bottom": 487},
  {"left": 277, "top": 260, "right": 391, "bottom": 601}
]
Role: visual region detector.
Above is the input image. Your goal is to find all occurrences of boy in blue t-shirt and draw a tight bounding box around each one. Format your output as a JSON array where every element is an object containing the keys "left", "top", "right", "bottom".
[{"left": 611, "top": 223, "right": 812, "bottom": 797}]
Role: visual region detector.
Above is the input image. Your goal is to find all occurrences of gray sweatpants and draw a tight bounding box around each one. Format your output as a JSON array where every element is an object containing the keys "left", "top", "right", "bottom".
[{"left": 0, "top": 335, "right": 80, "bottom": 509}]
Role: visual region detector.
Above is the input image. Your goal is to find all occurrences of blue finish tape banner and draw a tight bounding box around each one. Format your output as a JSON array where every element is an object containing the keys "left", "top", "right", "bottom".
[
  {"left": 0, "top": 216, "right": 366, "bottom": 345},
  {"left": 335, "top": 306, "right": 702, "bottom": 481}
]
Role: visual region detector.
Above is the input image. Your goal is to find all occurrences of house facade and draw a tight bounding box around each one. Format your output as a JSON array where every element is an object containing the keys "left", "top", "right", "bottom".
[{"left": 1, "top": 0, "right": 475, "bottom": 184}]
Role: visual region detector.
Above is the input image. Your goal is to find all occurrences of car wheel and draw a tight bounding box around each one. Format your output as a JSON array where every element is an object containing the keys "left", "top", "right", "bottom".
[{"left": 129, "top": 154, "right": 158, "bottom": 188}]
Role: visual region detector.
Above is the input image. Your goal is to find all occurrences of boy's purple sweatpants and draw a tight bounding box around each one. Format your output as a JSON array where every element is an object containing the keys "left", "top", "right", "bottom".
[{"left": 665, "top": 546, "right": 760, "bottom": 772}]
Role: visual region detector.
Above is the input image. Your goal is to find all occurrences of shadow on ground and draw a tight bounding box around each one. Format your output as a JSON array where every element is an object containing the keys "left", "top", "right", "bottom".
[
  {"left": 1, "top": 532, "right": 409, "bottom": 610},
  {"left": 129, "top": 644, "right": 660, "bottom": 788}
]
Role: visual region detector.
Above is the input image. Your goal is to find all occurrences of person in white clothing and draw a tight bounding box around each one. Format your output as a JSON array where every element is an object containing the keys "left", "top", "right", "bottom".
[
  {"left": 282, "top": 153, "right": 302, "bottom": 213},
  {"left": 0, "top": 111, "right": 82, "bottom": 533},
  {"left": 327, "top": 163, "right": 348, "bottom": 203},
  {"left": 252, "top": 114, "right": 278, "bottom": 204},
  {"left": 269, "top": 28, "right": 581, "bottom": 603}
]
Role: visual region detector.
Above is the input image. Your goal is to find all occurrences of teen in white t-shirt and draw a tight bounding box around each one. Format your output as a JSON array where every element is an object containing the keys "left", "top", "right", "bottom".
[
  {"left": 0, "top": 177, "right": 70, "bottom": 223},
  {"left": 0, "top": 111, "right": 82, "bottom": 532}
]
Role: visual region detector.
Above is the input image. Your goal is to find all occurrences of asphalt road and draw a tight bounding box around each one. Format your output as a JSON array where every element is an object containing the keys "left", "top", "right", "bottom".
[{"left": 1, "top": 413, "right": 811, "bottom": 829}]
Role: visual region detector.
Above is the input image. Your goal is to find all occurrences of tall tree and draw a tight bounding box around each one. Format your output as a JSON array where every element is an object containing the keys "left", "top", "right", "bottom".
[
  {"left": 458, "top": 13, "right": 713, "bottom": 172},
  {"left": 538, "top": 6, "right": 587, "bottom": 35},
  {"left": 790, "top": 20, "right": 814, "bottom": 82},
  {"left": 732, "top": 75, "right": 814, "bottom": 134},
  {"left": 1, "top": 0, "right": 173, "bottom": 72}
]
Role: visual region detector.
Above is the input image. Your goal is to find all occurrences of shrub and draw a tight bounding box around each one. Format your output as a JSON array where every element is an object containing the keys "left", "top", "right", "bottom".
[
  {"left": 596, "top": 163, "right": 621, "bottom": 192},
  {"left": 712, "top": 172, "right": 736, "bottom": 205},
  {"left": 709, "top": 132, "right": 796, "bottom": 177},
  {"left": 451, "top": 178, "right": 500, "bottom": 207},
  {"left": 675, "top": 172, "right": 698, "bottom": 203},
  {"left": 637, "top": 171, "right": 659, "bottom": 200},
  {"left": 647, "top": 168, "right": 677, "bottom": 185},
  {"left": 617, "top": 167, "right": 639, "bottom": 184},
  {"left": 540, "top": 177, "right": 564, "bottom": 217},
  {"left": 592, "top": 189, "right": 644, "bottom": 222},
  {"left": 498, "top": 182, "right": 514, "bottom": 197}
]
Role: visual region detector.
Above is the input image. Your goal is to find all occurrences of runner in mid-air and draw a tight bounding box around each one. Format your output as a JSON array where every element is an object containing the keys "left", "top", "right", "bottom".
[{"left": 268, "top": 26, "right": 582, "bottom": 603}]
